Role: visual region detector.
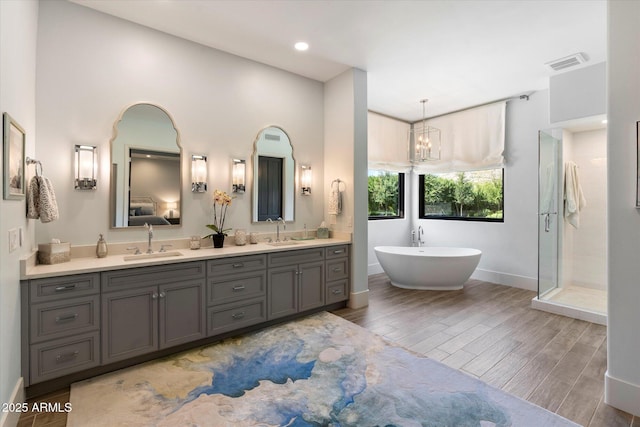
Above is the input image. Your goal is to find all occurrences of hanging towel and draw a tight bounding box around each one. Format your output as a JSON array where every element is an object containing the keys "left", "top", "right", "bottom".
[
  {"left": 564, "top": 161, "right": 586, "bottom": 229},
  {"left": 328, "top": 189, "right": 342, "bottom": 215},
  {"left": 27, "top": 175, "right": 59, "bottom": 223}
]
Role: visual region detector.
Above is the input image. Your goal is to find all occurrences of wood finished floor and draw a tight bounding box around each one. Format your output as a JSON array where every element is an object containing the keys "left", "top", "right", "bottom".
[
  {"left": 18, "top": 274, "right": 637, "bottom": 427},
  {"left": 333, "top": 275, "right": 637, "bottom": 427}
]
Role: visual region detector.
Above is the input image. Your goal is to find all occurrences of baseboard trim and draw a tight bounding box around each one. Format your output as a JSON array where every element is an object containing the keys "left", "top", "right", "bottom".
[
  {"left": 368, "top": 263, "right": 383, "bottom": 276},
  {"left": 605, "top": 371, "right": 640, "bottom": 417},
  {"left": 348, "top": 289, "right": 369, "bottom": 309},
  {"left": 0, "top": 377, "right": 24, "bottom": 427},
  {"left": 471, "top": 268, "right": 537, "bottom": 291}
]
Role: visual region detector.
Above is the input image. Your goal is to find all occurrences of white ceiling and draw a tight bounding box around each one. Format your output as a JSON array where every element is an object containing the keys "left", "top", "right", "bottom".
[{"left": 70, "top": 0, "right": 607, "bottom": 122}]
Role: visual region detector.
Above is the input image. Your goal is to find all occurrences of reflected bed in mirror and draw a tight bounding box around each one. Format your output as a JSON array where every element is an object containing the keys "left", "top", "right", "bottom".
[
  {"left": 252, "top": 126, "right": 295, "bottom": 222},
  {"left": 110, "top": 103, "right": 182, "bottom": 228}
]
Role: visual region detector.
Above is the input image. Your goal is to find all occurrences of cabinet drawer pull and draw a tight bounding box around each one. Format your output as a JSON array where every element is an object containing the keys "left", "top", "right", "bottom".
[
  {"left": 56, "top": 350, "right": 79, "bottom": 362},
  {"left": 231, "top": 311, "right": 245, "bottom": 320},
  {"left": 332, "top": 267, "right": 342, "bottom": 272},
  {"left": 159, "top": 292, "right": 166, "bottom": 298},
  {"left": 332, "top": 289, "right": 343, "bottom": 295},
  {"left": 54, "top": 284, "right": 77, "bottom": 292},
  {"left": 232, "top": 285, "right": 246, "bottom": 292},
  {"left": 152, "top": 293, "right": 158, "bottom": 299},
  {"left": 232, "top": 263, "right": 244, "bottom": 268},
  {"left": 55, "top": 313, "right": 79, "bottom": 323},
  {"left": 333, "top": 250, "right": 344, "bottom": 254}
]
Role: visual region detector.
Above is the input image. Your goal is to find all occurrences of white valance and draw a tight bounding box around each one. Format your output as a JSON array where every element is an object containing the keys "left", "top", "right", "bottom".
[
  {"left": 413, "top": 101, "right": 506, "bottom": 173},
  {"left": 367, "top": 111, "right": 412, "bottom": 172}
]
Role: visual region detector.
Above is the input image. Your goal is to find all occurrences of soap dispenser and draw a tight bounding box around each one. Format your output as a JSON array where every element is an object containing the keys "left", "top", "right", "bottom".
[{"left": 96, "top": 234, "right": 108, "bottom": 258}]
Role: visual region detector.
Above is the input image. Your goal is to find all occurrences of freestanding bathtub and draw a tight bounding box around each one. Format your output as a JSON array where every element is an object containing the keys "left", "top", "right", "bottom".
[{"left": 374, "top": 246, "right": 482, "bottom": 290}]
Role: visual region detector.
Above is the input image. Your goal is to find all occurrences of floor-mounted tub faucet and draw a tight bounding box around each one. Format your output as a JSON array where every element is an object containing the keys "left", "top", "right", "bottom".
[{"left": 417, "top": 226, "right": 424, "bottom": 247}]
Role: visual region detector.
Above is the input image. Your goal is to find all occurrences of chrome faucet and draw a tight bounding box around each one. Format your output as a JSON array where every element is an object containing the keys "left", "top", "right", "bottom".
[
  {"left": 144, "top": 223, "right": 154, "bottom": 253},
  {"left": 417, "top": 225, "right": 424, "bottom": 247},
  {"left": 277, "top": 217, "right": 286, "bottom": 242}
]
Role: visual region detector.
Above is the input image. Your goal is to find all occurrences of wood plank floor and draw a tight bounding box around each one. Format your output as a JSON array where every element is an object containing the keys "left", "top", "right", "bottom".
[
  {"left": 18, "top": 274, "right": 637, "bottom": 427},
  {"left": 333, "top": 274, "right": 637, "bottom": 427}
]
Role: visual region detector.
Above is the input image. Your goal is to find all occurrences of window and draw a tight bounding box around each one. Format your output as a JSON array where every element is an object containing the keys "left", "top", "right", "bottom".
[
  {"left": 368, "top": 170, "right": 405, "bottom": 219},
  {"left": 419, "top": 169, "right": 504, "bottom": 221}
]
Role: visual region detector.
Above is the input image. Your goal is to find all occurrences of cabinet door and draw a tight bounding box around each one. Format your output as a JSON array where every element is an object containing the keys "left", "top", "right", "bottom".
[
  {"left": 102, "top": 286, "right": 158, "bottom": 364},
  {"left": 268, "top": 265, "right": 298, "bottom": 320},
  {"left": 299, "top": 261, "right": 325, "bottom": 312},
  {"left": 159, "top": 280, "right": 206, "bottom": 349}
]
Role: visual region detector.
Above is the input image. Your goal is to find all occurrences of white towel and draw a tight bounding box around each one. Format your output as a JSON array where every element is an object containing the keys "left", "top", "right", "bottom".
[
  {"left": 564, "top": 161, "right": 586, "bottom": 229},
  {"left": 328, "top": 189, "right": 342, "bottom": 215},
  {"left": 27, "top": 176, "right": 59, "bottom": 223}
]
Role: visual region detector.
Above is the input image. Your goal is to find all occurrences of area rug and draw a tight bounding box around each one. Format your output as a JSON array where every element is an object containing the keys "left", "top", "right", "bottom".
[{"left": 68, "top": 312, "right": 578, "bottom": 426}]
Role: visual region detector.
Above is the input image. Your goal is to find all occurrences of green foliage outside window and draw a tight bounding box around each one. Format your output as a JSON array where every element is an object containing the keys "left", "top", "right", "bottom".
[
  {"left": 368, "top": 171, "right": 403, "bottom": 218},
  {"left": 422, "top": 169, "right": 503, "bottom": 220}
]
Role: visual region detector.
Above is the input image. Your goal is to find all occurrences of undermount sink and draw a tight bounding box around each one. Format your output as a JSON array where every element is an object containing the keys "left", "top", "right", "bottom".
[
  {"left": 124, "top": 251, "right": 183, "bottom": 261},
  {"left": 266, "top": 241, "right": 299, "bottom": 247}
]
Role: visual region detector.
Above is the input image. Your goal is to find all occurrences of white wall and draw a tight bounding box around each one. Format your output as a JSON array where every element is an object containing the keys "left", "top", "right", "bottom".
[
  {"left": 550, "top": 62, "right": 606, "bottom": 123},
  {"left": 411, "top": 91, "right": 551, "bottom": 290},
  {"left": 34, "top": 1, "right": 325, "bottom": 246},
  {"left": 605, "top": 0, "right": 640, "bottom": 416},
  {"left": 0, "top": 1, "right": 38, "bottom": 424},
  {"left": 562, "top": 128, "right": 607, "bottom": 291},
  {"left": 324, "top": 68, "right": 369, "bottom": 308}
]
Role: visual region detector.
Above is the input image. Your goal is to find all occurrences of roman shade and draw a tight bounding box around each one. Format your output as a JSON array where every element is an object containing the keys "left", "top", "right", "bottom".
[
  {"left": 367, "top": 112, "right": 412, "bottom": 172},
  {"left": 413, "top": 101, "right": 506, "bottom": 173}
]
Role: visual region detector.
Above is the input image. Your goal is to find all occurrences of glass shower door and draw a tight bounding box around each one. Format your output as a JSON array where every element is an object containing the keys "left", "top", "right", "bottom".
[{"left": 538, "top": 130, "right": 560, "bottom": 298}]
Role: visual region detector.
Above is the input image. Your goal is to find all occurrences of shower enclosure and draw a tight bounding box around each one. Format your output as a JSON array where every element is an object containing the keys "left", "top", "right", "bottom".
[{"left": 533, "top": 129, "right": 607, "bottom": 325}]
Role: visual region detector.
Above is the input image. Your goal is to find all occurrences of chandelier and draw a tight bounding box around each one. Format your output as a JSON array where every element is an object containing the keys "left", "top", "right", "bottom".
[{"left": 408, "top": 99, "right": 441, "bottom": 162}]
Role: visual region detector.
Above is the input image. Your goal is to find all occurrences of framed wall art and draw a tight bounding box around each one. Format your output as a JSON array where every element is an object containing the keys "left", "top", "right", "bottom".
[{"left": 3, "top": 112, "right": 26, "bottom": 200}]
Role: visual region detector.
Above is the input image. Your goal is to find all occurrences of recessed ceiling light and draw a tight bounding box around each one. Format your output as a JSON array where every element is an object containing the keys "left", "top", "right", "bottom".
[{"left": 294, "top": 42, "right": 309, "bottom": 51}]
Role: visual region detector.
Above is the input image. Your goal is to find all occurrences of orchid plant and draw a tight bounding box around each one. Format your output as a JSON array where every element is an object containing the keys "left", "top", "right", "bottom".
[{"left": 204, "top": 189, "right": 233, "bottom": 237}]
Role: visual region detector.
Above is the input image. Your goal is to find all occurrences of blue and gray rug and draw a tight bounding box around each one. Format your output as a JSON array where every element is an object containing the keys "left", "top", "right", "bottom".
[{"left": 68, "top": 312, "right": 578, "bottom": 426}]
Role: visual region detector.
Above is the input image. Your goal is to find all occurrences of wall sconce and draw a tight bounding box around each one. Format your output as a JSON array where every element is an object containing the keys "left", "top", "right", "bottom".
[
  {"left": 300, "top": 165, "right": 312, "bottom": 195},
  {"left": 232, "top": 158, "right": 245, "bottom": 193},
  {"left": 166, "top": 201, "right": 177, "bottom": 218},
  {"left": 191, "top": 155, "right": 207, "bottom": 192},
  {"left": 74, "top": 145, "right": 97, "bottom": 190}
]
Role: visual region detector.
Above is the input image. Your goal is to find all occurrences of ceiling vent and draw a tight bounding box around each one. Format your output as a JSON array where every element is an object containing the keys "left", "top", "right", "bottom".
[{"left": 546, "top": 52, "right": 588, "bottom": 72}]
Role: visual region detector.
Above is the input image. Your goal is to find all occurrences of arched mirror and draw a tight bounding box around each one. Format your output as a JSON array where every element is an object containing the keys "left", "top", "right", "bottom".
[
  {"left": 110, "top": 103, "right": 182, "bottom": 228},
  {"left": 252, "top": 126, "right": 295, "bottom": 222}
]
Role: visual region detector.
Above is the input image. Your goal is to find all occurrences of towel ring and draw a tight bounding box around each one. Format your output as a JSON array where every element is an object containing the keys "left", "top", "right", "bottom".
[{"left": 26, "top": 157, "right": 43, "bottom": 176}]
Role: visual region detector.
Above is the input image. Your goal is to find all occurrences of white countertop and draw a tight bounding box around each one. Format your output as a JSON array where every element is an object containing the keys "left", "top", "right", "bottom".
[{"left": 21, "top": 237, "right": 351, "bottom": 280}]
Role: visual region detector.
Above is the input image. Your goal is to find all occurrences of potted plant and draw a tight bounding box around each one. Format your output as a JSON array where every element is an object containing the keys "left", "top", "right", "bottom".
[{"left": 204, "top": 190, "right": 233, "bottom": 248}]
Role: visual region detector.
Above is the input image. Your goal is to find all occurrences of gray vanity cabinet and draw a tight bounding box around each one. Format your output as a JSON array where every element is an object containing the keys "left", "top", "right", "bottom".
[
  {"left": 206, "top": 255, "right": 267, "bottom": 336},
  {"left": 267, "top": 248, "right": 326, "bottom": 320},
  {"left": 23, "top": 273, "right": 101, "bottom": 386},
  {"left": 101, "top": 262, "right": 206, "bottom": 364},
  {"left": 325, "top": 245, "right": 350, "bottom": 304}
]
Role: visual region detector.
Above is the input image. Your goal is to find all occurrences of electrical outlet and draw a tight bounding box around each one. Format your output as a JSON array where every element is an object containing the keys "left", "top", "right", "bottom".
[{"left": 9, "top": 228, "right": 19, "bottom": 253}]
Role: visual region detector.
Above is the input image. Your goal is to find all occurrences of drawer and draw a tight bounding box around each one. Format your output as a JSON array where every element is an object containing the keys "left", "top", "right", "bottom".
[
  {"left": 326, "top": 245, "right": 350, "bottom": 259},
  {"left": 326, "top": 259, "right": 349, "bottom": 282},
  {"left": 207, "top": 255, "right": 266, "bottom": 276},
  {"left": 208, "top": 272, "right": 266, "bottom": 306},
  {"left": 30, "top": 273, "right": 99, "bottom": 304},
  {"left": 102, "top": 261, "right": 205, "bottom": 292},
  {"left": 207, "top": 297, "right": 266, "bottom": 336},
  {"left": 268, "top": 247, "right": 324, "bottom": 267},
  {"left": 326, "top": 280, "right": 349, "bottom": 304},
  {"left": 30, "top": 331, "right": 100, "bottom": 384},
  {"left": 30, "top": 295, "right": 100, "bottom": 344}
]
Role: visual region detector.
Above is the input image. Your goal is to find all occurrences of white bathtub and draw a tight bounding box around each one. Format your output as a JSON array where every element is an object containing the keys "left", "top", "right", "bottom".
[{"left": 374, "top": 246, "right": 482, "bottom": 290}]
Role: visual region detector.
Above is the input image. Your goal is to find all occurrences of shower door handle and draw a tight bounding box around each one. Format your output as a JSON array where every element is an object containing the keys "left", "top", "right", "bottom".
[{"left": 541, "top": 212, "right": 557, "bottom": 232}]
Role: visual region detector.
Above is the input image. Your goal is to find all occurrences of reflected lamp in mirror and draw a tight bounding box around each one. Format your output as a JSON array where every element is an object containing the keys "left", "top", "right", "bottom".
[
  {"left": 75, "top": 145, "right": 97, "bottom": 190},
  {"left": 408, "top": 99, "right": 441, "bottom": 162},
  {"left": 232, "top": 158, "right": 246, "bottom": 193},
  {"left": 300, "top": 165, "right": 312, "bottom": 195},
  {"left": 166, "top": 201, "right": 177, "bottom": 218},
  {"left": 191, "top": 155, "right": 207, "bottom": 192}
]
